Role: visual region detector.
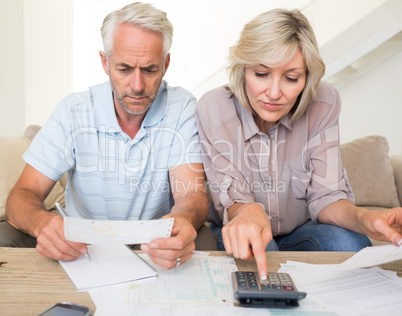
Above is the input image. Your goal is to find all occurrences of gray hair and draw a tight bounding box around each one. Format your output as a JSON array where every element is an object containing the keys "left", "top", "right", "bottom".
[
  {"left": 101, "top": 2, "right": 173, "bottom": 57},
  {"left": 227, "top": 8, "right": 325, "bottom": 121}
]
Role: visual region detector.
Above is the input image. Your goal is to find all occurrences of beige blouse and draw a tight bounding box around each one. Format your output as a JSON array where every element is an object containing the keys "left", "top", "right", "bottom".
[{"left": 195, "top": 81, "right": 354, "bottom": 236}]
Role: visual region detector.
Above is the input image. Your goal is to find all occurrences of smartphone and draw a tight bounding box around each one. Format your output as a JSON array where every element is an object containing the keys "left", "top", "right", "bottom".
[{"left": 38, "top": 302, "right": 91, "bottom": 316}]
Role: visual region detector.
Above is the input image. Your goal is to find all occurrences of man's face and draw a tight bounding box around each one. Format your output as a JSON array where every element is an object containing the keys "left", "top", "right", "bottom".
[{"left": 100, "top": 23, "right": 170, "bottom": 116}]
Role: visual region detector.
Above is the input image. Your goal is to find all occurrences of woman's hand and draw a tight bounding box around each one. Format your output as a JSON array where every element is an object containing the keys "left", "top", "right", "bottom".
[
  {"left": 223, "top": 202, "right": 272, "bottom": 279},
  {"left": 319, "top": 200, "right": 402, "bottom": 246},
  {"left": 358, "top": 207, "right": 402, "bottom": 246}
]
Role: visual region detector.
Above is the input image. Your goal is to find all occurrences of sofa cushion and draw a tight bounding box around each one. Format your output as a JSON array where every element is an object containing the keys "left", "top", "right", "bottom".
[
  {"left": 341, "top": 135, "right": 400, "bottom": 208},
  {"left": 0, "top": 134, "right": 65, "bottom": 221},
  {"left": 390, "top": 155, "right": 402, "bottom": 205}
]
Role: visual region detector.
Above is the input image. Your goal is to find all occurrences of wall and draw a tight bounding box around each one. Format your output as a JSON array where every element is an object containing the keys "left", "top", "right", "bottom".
[
  {"left": 0, "top": 0, "right": 73, "bottom": 136},
  {"left": 23, "top": 0, "right": 74, "bottom": 129},
  {"left": 339, "top": 51, "right": 402, "bottom": 154},
  {"left": 0, "top": 0, "right": 25, "bottom": 136}
]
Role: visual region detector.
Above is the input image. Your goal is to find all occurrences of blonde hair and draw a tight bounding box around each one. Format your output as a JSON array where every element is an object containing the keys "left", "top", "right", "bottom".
[
  {"left": 227, "top": 8, "right": 325, "bottom": 121},
  {"left": 101, "top": 2, "right": 173, "bottom": 58}
]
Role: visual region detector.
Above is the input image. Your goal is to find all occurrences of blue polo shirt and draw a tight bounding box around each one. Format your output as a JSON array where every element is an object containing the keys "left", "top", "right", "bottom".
[{"left": 24, "top": 81, "right": 202, "bottom": 220}]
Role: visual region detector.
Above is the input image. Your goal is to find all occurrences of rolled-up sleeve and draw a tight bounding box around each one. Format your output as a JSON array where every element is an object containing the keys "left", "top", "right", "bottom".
[{"left": 304, "top": 88, "right": 355, "bottom": 221}]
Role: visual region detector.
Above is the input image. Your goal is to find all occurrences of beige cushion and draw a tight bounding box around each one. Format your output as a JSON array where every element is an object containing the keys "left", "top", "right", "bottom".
[
  {"left": 0, "top": 134, "right": 65, "bottom": 221},
  {"left": 390, "top": 155, "right": 402, "bottom": 205},
  {"left": 341, "top": 136, "right": 400, "bottom": 208}
]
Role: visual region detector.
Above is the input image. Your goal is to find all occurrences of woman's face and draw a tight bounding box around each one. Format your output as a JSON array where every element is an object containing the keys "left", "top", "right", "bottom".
[{"left": 245, "top": 48, "right": 306, "bottom": 131}]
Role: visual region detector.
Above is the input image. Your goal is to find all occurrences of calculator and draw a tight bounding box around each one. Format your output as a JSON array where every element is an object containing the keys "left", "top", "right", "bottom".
[{"left": 232, "top": 271, "right": 307, "bottom": 308}]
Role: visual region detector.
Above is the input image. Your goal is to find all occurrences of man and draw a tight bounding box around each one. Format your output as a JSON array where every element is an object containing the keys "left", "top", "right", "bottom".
[{"left": 5, "top": 2, "right": 211, "bottom": 270}]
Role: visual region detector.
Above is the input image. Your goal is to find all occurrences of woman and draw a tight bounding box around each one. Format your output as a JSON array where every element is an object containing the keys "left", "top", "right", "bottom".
[{"left": 195, "top": 8, "right": 402, "bottom": 280}]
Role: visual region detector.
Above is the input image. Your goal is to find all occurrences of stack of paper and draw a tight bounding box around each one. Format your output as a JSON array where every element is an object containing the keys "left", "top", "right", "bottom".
[{"left": 280, "top": 244, "right": 402, "bottom": 316}]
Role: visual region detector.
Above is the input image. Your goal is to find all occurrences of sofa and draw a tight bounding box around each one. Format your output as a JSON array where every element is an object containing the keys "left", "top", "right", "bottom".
[
  {"left": 340, "top": 135, "right": 402, "bottom": 246},
  {"left": 0, "top": 125, "right": 66, "bottom": 225},
  {"left": 1, "top": 126, "right": 401, "bottom": 247}
]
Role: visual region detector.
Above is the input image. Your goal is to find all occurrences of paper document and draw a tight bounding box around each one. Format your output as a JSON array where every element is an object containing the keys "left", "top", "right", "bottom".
[
  {"left": 277, "top": 245, "right": 402, "bottom": 315},
  {"left": 63, "top": 216, "right": 174, "bottom": 244},
  {"left": 90, "top": 253, "right": 239, "bottom": 315},
  {"left": 281, "top": 264, "right": 402, "bottom": 316},
  {"left": 60, "top": 244, "right": 157, "bottom": 291},
  {"left": 128, "top": 255, "right": 237, "bottom": 305},
  {"left": 340, "top": 243, "right": 402, "bottom": 268},
  {"left": 282, "top": 244, "right": 402, "bottom": 271}
]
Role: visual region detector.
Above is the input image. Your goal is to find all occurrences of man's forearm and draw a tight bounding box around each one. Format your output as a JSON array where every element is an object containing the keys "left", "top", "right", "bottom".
[
  {"left": 6, "top": 187, "right": 55, "bottom": 238},
  {"left": 170, "top": 191, "right": 209, "bottom": 230}
]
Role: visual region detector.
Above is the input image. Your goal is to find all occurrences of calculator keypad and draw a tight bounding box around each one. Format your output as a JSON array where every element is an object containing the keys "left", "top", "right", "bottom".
[{"left": 234, "top": 271, "right": 295, "bottom": 292}]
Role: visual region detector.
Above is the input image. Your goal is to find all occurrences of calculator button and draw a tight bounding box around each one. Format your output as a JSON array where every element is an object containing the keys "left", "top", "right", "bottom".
[
  {"left": 261, "top": 284, "right": 271, "bottom": 291},
  {"left": 283, "top": 285, "right": 294, "bottom": 291},
  {"left": 272, "top": 284, "right": 283, "bottom": 291},
  {"left": 238, "top": 285, "right": 248, "bottom": 291}
]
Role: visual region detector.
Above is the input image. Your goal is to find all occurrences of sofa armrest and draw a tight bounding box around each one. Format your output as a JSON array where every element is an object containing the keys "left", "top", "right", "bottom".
[{"left": 390, "top": 155, "right": 402, "bottom": 206}]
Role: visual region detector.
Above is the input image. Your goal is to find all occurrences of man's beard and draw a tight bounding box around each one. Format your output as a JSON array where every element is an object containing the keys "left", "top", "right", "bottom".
[{"left": 113, "top": 90, "right": 156, "bottom": 115}]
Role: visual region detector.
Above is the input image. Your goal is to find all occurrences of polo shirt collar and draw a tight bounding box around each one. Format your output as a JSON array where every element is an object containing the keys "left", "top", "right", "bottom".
[
  {"left": 141, "top": 80, "right": 167, "bottom": 128},
  {"left": 92, "top": 81, "right": 120, "bottom": 133},
  {"left": 92, "top": 80, "right": 167, "bottom": 133}
]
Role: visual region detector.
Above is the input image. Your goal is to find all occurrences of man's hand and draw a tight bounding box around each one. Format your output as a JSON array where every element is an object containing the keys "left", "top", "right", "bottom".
[
  {"left": 223, "top": 203, "right": 272, "bottom": 280},
  {"left": 140, "top": 214, "right": 196, "bottom": 270},
  {"left": 140, "top": 163, "right": 208, "bottom": 270},
  {"left": 6, "top": 165, "right": 88, "bottom": 261},
  {"left": 35, "top": 214, "right": 88, "bottom": 261}
]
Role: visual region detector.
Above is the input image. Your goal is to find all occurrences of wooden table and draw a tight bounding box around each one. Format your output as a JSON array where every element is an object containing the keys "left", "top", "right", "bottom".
[{"left": 1, "top": 248, "right": 401, "bottom": 316}]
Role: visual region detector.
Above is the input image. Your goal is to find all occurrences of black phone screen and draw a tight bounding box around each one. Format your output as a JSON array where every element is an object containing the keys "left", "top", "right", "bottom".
[{"left": 38, "top": 303, "right": 90, "bottom": 316}]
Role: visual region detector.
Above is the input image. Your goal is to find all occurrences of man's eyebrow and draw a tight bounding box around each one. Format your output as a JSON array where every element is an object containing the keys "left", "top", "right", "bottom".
[
  {"left": 141, "top": 64, "right": 159, "bottom": 70},
  {"left": 116, "top": 63, "right": 160, "bottom": 71},
  {"left": 117, "top": 62, "right": 133, "bottom": 68}
]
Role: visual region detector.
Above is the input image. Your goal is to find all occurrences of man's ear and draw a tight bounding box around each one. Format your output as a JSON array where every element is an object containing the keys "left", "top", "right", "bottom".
[
  {"left": 163, "top": 53, "right": 170, "bottom": 77},
  {"left": 99, "top": 51, "right": 109, "bottom": 76}
]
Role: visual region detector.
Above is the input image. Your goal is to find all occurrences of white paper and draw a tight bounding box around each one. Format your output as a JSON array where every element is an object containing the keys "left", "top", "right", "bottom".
[
  {"left": 128, "top": 255, "right": 237, "bottom": 305},
  {"left": 340, "top": 243, "right": 402, "bottom": 268},
  {"left": 93, "top": 302, "right": 272, "bottom": 316},
  {"left": 59, "top": 244, "right": 157, "bottom": 291},
  {"left": 90, "top": 253, "right": 337, "bottom": 316},
  {"left": 281, "top": 264, "right": 402, "bottom": 316},
  {"left": 90, "top": 254, "right": 242, "bottom": 315},
  {"left": 280, "top": 244, "right": 402, "bottom": 272},
  {"left": 89, "top": 245, "right": 402, "bottom": 315},
  {"left": 63, "top": 216, "right": 174, "bottom": 244}
]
